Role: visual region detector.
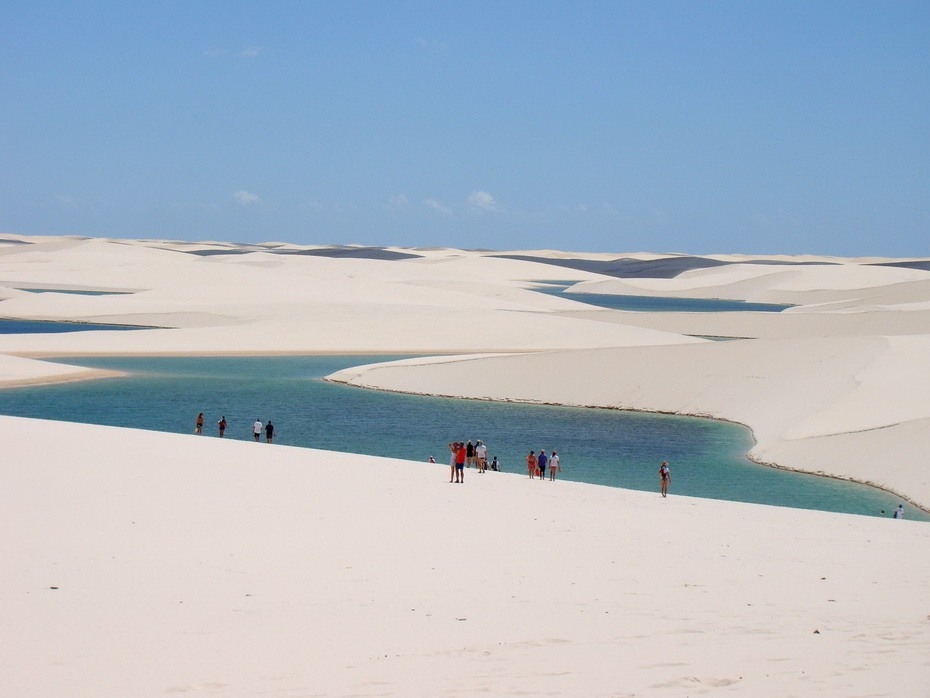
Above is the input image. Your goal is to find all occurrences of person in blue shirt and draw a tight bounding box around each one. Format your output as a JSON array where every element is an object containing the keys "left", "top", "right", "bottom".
[{"left": 537, "top": 450, "right": 548, "bottom": 481}]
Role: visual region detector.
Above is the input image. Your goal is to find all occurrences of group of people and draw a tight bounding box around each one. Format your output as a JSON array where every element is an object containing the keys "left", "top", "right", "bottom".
[
  {"left": 200, "top": 414, "right": 675, "bottom": 496},
  {"left": 443, "top": 441, "right": 673, "bottom": 495},
  {"left": 524, "top": 450, "right": 562, "bottom": 481},
  {"left": 195, "top": 413, "right": 275, "bottom": 442},
  {"left": 440, "top": 442, "right": 568, "bottom": 483},
  {"left": 445, "top": 440, "right": 498, "bottom": 483},
  {"left": 253, "top": 418, "right": 275, "bottom": 443}
]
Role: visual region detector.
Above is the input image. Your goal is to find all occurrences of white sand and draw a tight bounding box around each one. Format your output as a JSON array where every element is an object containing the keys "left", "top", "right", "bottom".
[
  {"left": 3, "top": 417, "right": 929, "bottom": 697},
  {"left": 2, "top": 235, "right": 930, "bottom": 695}
]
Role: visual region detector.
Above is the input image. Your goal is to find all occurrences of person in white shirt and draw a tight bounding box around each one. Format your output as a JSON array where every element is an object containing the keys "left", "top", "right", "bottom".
[
  {"left": 252, "top": 419, "right": 262, "bottom": 442},
  {"left": 549, "top": 451, "right": 560, "bottom": 480},
  {"left": 475, "top": 440, "right": 488, "bottom": 472},
  {"left": 893, "top": 504, "right": 905, "bottom": 519}
]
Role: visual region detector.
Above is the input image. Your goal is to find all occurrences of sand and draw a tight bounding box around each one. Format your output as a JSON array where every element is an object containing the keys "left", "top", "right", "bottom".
[{"left": 1, "top": 235, "right": 929, "bottom": 696}]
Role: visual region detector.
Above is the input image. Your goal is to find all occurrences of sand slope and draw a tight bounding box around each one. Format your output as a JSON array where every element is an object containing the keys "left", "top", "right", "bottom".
[{"left": 3, "top": 417, "right": 929, "bottom": 697}]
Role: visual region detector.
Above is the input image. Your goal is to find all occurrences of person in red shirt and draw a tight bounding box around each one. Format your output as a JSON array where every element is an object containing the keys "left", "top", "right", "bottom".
[
  {"left": 449, "top": 442, "right": 467, "bottom": 483},
  {"left": 454, "top": 441, "right": 467, "bottom": 482},
  {"left": 526, "top": 450, "right": 538, "bottom": 479}
]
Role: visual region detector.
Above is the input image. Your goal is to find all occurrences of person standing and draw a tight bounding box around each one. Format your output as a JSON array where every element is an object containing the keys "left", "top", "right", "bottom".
[
  {"left": 448, "top": 442, "right": 458, "bottom": 482},
  {"left": 659, "top": 461, "right": 672, "bottom": 497},
  {"left": 537, "top": 450, "right": 548, "bottom": 481},
  {"left": 475, "top": 440, "right": 488, "bottom": 472},
  {"left": 195, "top": 412, "right": 204, "bottom": 435},
  {"left": 217, "top": 416, "right": 227, "bottom": 438},
  {"left": 893, "top": 504, "right": 905, "bottom": 519},
  {"left": 265, "top": 420, "right": 275, "bottom": 443},
  {"left": 454, "top": 441, "right": 466, "bottom": 483},
  {"left": 526, "top": 451, "right": 537, "bottom": 479},
  {"left": 549, "top": 451, "right": 560, "bottom": 480},
  {"left": 253, "top": 418, "right": 262, "bottom": 442},
  {"left": 465, "top": 440, "right": 475, "bottom": 468}
]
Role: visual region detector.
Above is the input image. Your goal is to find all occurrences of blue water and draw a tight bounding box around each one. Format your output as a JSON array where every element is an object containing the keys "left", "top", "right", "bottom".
[
  {"left": 18, "top": 288, "right": 132, "bottom": 296},
  {"left": 0, "top": 355, "right": 921, "bottom": 520},
  {"left": 0, "top": 319, "right": 154, "bottom": 334},
  {"left": 535, "top": 282, "right": 792, "bottom": 313}
]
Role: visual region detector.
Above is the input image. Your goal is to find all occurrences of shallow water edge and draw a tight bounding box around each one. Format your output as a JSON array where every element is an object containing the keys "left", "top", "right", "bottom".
[
  {"left": 324, "top": 372, "right": 930, "bottom": 518},
  {"left": 1, "top": 352, "right": 924, "bottom": 520}
]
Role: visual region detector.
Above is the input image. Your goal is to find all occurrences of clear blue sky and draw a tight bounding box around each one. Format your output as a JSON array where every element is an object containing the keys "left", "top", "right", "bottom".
[{"left": 2, "top": 1, "right": 928, "bottom": 255}]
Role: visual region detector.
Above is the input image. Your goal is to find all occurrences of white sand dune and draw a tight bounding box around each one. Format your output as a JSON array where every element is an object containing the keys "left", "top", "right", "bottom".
[
  {"left": 569, "top": 262, "right": 930, "bottom": 305},
  {"left": 0, "top": 237, "right": 697, "bottom": 354},
  {"left": 1, "top": 235, "right": 930, "bottom": 695},
  {"left": 0, "top": 353, "right": 120, "bottom": 386},
  {"left": 2, "top": 417, "right": 929, "bottom": 697}
]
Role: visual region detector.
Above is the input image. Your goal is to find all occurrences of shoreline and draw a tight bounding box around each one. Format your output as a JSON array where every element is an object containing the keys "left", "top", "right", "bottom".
[
  {"left": 3, "top": 347, "right": 925, "bottom": 516},
  {"left": 0, "top": 367, "right": 126, "bottom": 390},
  {"left": 0, "top": 351, "right": 434, "bottom": 390},
  {"left": 324, "top": 375, "right": 930, "bottom": 517}
]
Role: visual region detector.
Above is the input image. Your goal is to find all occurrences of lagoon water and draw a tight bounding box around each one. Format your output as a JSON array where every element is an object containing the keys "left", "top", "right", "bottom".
[
  {"left": 0, "top": 319, "right": 150, "bottom": 333},
  {"left": 0, "top": 355, "right": 921, "bottom": 520},
  {"left": 535, "top": 282, "right": 792, "bottom": 313}
]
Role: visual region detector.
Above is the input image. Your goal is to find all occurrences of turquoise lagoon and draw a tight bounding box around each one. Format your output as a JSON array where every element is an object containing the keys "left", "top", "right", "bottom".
[
  {"left": 0, "top": 355, "right": 922, "bottom": 520},
  {"left": 0, "top": 319, "right": 152, "bottom": 333},
  {"left": 534, "top": 282, "right": 793, "bottom": 313}
]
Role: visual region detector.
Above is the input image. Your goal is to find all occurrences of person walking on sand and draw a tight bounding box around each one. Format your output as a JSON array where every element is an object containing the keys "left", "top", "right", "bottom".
[
  {"left": 217, "top": 416, "right": 227, "bottom": 438},
  {"left": 265, "top": 420, "right": 275, "bottom": 443},
  {"left": 537, "top": 450, "right": 548, "bottom": 481},
  {"left": 549, "top": 451, "right": 560, "bottom": 480},
  {"left": 526, "top": 451, "right": 537, "bottom": 479},
  {"left": 195, "top": 412, "right": 204, "bottom": 435},
  {"left": 253, "top": 419, "right": 262, "bottom": 442},
  {"left": 893, "top": 504, "right": 905, "bottom": 519},
  {"left": 659, "top": 461, "right": 672, "bottom": 497}
]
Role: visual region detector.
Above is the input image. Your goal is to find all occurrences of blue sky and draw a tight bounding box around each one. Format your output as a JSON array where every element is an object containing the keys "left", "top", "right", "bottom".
[{"left": 2, "top": 1, "right": 928, "bottom": 255}]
